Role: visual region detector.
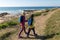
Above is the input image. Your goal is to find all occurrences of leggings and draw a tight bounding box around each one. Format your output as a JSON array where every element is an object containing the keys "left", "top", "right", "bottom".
[
  {"left": 19, "top": 23, "right": 26, "bottom": 37},
  {"left": 27, "top": 28, "right": 36, "bottom": 36}
]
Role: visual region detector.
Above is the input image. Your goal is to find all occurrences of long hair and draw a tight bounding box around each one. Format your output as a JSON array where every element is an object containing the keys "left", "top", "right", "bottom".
[
  {"left": 30, "top": 14, "right": 34, "bottom": 23},
  {"left": 30, "top": 14, "right": 34, "bottom": 19}
]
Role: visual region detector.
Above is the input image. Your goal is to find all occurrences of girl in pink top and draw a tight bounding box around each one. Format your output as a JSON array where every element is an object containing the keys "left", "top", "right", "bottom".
[{"left": 18, "top": 13, "right": 27, "bottom": 38}]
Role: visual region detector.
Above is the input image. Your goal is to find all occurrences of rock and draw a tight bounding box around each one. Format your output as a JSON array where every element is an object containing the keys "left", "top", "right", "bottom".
[{"left": 0, "top": 12, "right": 9, "bottom": 17}]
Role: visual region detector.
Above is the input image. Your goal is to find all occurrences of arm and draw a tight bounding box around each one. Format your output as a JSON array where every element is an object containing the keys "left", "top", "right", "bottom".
[{"left": 25, "top": 20, "right": 28, "bottom": 22}]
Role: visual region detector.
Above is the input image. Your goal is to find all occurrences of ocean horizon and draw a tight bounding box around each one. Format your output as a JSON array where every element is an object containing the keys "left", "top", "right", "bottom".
[{"left": 0, "top": 7, "right": 60, "bottom": 15}]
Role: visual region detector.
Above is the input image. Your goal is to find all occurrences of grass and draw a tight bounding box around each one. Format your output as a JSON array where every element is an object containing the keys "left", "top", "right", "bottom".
[
  {"left": 34, "top": 12, "right": 42, "bottom": 16},
  {"left": 0, "top": 17, "right": 18, "bottom": 40},
  {"left": 0, "top": 21, "right": 18, "bottom": 30},
  {"left": 0, "top": 30, "right": 16, "bottom": 40},
  {"left": 33, "top": 12, "right": 48, "bottom": 17},
  {"left": 7, "top": 21, "right": 18, "bottom": 26},
  {"left": 45, "top": 10, "right": 60, "bottom": 40},
  {"left": 33, "top": 9, "right": 51, "bottom": 17},
  {"left": 0, "top": 16, "right": 19, "bottom": 30}
]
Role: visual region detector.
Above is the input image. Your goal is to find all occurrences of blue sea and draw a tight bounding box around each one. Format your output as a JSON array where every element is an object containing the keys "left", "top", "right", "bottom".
[{"left": 0, "top": 7, "right": 60, "bottom": 15}]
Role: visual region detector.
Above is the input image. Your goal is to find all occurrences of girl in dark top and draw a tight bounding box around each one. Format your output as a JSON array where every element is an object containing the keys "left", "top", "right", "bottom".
[{"left": 27, "top": 14, "right": 37, "bottom": 38}]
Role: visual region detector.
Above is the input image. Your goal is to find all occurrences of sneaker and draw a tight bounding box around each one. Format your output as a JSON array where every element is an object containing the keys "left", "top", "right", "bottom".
[
  {"left": 34, "top": 34, "right": 37, "bottom": 36},
  {"left": 18, "top": 36, "right": 23, "bottom": 38},
  {"left": 25, "top": 32, "right": 28, "bottom": 34},
  {"left": 27, "top": 35, "right": 30, "bottom": 38},
  {"left": 27, "top": 36, "right": 30, "bottom": 38}
]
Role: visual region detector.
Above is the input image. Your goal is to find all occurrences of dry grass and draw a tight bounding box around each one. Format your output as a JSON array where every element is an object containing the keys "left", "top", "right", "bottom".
[
  {"left": 0, "top": 27, "right": 17, "bottom": 40},
  {"left": 45, "top": 9, "right": 60, "bottom": 40}
]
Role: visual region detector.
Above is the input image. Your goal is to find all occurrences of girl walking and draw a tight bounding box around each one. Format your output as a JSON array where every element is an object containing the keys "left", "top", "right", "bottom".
[
  {"left": 27, "top": 14, "right": 37, "bottom": 38},
  {"left": 18, "top": 12, "right": 27, "bottom": 38}
]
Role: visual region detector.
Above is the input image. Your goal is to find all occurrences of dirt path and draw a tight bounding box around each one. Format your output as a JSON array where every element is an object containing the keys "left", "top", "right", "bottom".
[
  {"left": 34, "top": 9, "right": 60, "bottom": 35},
  {"left": 34, "top": 9, "right": 60, "bottom": 37},
  {"left": 7, "top": 9, "right": 60, "bottom": 40}
]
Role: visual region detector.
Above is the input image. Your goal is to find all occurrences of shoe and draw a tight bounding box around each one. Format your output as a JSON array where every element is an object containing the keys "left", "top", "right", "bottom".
[
  {"left": 27, "top": 36, "right": 30, "bottom": 38},
  {"left": 25, "top": 32, "right": 28, "bottom": 34},
  {"left": 27, "top": 35, "right": 30, "bottom": 38},
  {"left": 34, "top": 34, "right": 37, "bottom": 36},
  {"left": 18, "top": 36, "right": 23, "bottom": 38}
]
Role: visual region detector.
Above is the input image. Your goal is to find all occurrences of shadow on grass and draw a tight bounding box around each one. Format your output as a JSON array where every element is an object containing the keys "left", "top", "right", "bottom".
[
  {"left": 0, "top": 31, "right": 16, "bottom": 40},
  {"left": 19, "top": 33, "right": 60, "bottom": 40},
  {"left": 0, "top": 32, "right": 11, "bottom": 40}
]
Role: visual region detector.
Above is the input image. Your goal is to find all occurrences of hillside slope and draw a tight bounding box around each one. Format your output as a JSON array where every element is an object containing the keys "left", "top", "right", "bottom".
[
  {"left": 45, "top": 9, "right": 60, "bottom": 40},
  {"left": 7, "top": 8, "right": 60, "bottom": 40}
]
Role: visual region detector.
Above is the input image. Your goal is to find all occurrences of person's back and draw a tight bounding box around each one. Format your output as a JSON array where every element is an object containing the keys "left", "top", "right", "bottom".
[
  {"left": 19, "top": 16, "right": 23, "bottom": 23},
  {"left": 28, "top": 14, "right": 34, "bottom": 28},
  {"left": 20, "top": 15, "right": 25, "bottom": 25}
]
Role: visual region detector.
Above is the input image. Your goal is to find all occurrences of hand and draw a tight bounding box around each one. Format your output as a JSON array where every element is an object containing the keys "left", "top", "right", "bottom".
[
  {"left": 20, "top": 23, "right": 22, "bottom": 26},
  {"left": 25, "top": 20, "right": 28, "bottom": 22}
]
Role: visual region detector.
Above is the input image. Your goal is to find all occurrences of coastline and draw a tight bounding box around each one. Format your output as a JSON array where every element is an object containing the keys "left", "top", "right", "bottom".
[{"left": 0, "top": 8, "right": 59, "bottom": 23}]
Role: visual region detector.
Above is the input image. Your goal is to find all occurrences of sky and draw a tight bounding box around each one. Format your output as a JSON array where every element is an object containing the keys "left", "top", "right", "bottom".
[{"left": 0, "top": 0, "right": 60, "bottom": 7}]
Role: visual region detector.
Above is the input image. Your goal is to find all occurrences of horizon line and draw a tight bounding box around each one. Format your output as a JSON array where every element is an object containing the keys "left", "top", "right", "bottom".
[{"left": 0, "top": 6, "right": 60, "bottom": 7}]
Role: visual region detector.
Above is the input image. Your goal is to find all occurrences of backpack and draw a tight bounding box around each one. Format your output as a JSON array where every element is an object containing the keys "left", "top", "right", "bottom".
[
  {"left": 19, "top": 16, "right": 23, "bottom": 23},
  {"left": 28, "top": 18, "right": 32, "bottom": 26}
]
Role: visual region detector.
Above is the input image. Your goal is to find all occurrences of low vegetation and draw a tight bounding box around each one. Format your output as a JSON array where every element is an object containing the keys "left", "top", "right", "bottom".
[
  {"left": 0, "top": 30, "right": 16, "bottom": 40},
  {"left": 33, "top": 9, "right": 51, "bottom": 16},
  {"left": 34, "top": 12, "right": 42, "bottom": 16},
  {"left": 45, "top": 10, "right": 60, "bottom": 40},
  {"left": 0, "top": 21, "right": 18, "bottom": 30}
]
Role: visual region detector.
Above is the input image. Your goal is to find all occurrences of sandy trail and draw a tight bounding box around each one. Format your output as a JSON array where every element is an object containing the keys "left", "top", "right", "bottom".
[{"left": 34, "top": 9, "right": 59, "bottom": 35}]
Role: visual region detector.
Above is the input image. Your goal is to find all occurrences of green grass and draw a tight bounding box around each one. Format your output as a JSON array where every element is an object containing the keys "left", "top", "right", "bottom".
[
  {"left": 0, "top": 21, "right": 18, "bottom": 30},
  {"left": 34, "top": 12, "right": 42, "bottom": 16},
  {"left": 7, "top": 21, "right": 18, "bottom": 26},
  {"left": 45, "top": 10, "right": 60, "bottom": 40},
  {"left": 33, "top": 9, "right": 50, "bottom": 17},
  {"left": 0, "top": 17, "right": 19, "bottom": 30}
]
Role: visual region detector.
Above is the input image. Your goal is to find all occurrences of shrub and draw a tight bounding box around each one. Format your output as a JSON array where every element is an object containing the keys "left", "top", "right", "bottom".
[
  {"left": 0, "top": 21, "right": 18, "bottom": 29},
  {"left": 1, "top": 23, "right": 9, "bottom": 29},
  {"left": 0, "top": 24, "right": 3, "bottom": 29},
  {"left": 7, "top": 21, "right": 17, "bottom": 26},
  {"left": 43, "top": 13, "right": 48, "bottom": 16},
  {"left": 34, "top": 12, "right": 42, "bottom": 16}
]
